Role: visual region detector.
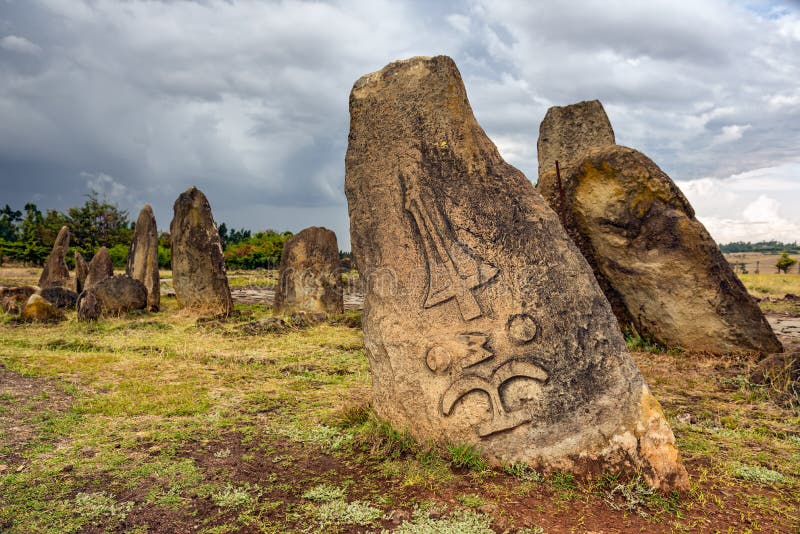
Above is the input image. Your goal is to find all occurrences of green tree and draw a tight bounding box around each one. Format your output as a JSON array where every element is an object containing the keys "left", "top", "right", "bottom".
[
  {"left": 66, "top": 191, "right": 132, "bottom": 252},
  {"left": 0, "top": 205, "right": 21, "bottom": 241},
  {"left": 775, "top": 252, "right": 797, "bottom": 274}
]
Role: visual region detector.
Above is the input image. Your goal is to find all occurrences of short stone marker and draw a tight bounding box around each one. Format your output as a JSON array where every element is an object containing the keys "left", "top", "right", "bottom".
[
  {"left": 77, "top": 275, "right": 147, "bottom": 319},
  {"left": 38, "top": 226, "right": 71, "bottom": 288},
  {"left": 22, "top": 294, "right": 63, "bottom": 322},
  {"left": 84, "top": 246, "right": 114, "bottom": 290},
  {"left": 345, "top": 56, "right": 688, "bottom": 490},
  {"left": 170, "top": 186, "right": 232, "bottom": 316},
  {"left": 274, "top": 227, "right": 343, "bottom": 315},
  {"left": 127, "top": 204, "right": 160, "bottom": 311},
  {"left": 537, "top": 100, "right": 782, "bottom": 354}
]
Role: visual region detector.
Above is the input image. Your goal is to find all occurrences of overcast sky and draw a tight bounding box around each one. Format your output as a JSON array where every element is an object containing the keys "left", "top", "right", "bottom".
[{"left": 1, "top": 0, "right": 799, "bottom": 250}]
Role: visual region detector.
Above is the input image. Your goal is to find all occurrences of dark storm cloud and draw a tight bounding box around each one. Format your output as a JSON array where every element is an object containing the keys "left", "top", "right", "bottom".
[{"left": 0, "top": 0, "right": 799, "bottom": 246}]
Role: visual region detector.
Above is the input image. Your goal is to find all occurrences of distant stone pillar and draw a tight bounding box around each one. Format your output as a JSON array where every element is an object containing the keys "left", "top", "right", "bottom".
[
  {"left": 127, "top": 204, "right": 160, "bottom": 311},
  {"left": 38, "top": 226, "right": 71, "bottom": 288},
  {"left": 274, "top": 227, "right": 343, "bottom": 315},
  {"left": 170, "top": 186, "right": 232, "bottom": 316}
]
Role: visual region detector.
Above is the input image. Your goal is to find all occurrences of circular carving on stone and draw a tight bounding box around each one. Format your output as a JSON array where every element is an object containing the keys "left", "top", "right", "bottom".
[
  {"left": 507, "top": 314, "right": 538, "bottom": 344},
  {"left": 426, "top": 345, "right": 452, "bottom": 373}
]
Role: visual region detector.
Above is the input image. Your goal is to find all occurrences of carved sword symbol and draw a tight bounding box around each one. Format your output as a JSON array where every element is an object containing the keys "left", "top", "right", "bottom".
[{"left": 403, "top": 174, "right": 499, "bottom": 321}]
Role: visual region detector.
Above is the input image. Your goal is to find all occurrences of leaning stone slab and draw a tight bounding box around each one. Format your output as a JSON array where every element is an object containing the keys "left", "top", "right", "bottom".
[
  {"left": 537, "top": 102, "right": 781, "bottom": 354},
  {"left": 345, "top": 56, "right": 688, "bottom": 490},
  {"left": 84, "top": 247, "right": 114, "bottom": 290},
  {"left": 38, "top": 226, "right": 71, "bottom": 288},
  {"left": 170, "top": 187, "right": 232, "bottom": 316},
  {"left": 127, "top": 204, "right": 160, "bottom": 311},
  {"left": 274, "top": 227, "right": 343, "bottom": 315}
]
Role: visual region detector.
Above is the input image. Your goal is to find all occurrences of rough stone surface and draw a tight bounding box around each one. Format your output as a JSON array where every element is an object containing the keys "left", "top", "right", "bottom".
[
  {"left": 537, "top": 127, "right": 781, "bottom": 354},
  {"left": 344, "top": 55, "right": 688, "bottom": 490},
  {"left": 38, "top": 226, "right": 71, "bottom": 288},
  {"left": 77, "top": 290, "right": 101, "bottom": 321},
  {"left": 537, "top": 100, "right": 615, "bottom": 178},
  {"left": 39, "top": 286, "right": 78, "bottom": 309},
  {"left": 170, "top": 187, "right": 232, "bottom": 316},
  {"left": 22, "top": 294, "right": 63, "bottom": 322},
  {"left": 84, "top": 247, "right": 114, "bottom": 290},
  {"left": 74, "top": 252, "right": 89, "bottom": 293},
  {"left": 127, "top": 204, "right": 160, "bottom": 311},
  {"left": 0, "top": 286, "right": 37, "bottom": 314},
  {"left": 274, "top": 227, "right": 343, "bottom": 315},
  {"left": 80, "top": 275, "right": 147, "bottom": 316}
]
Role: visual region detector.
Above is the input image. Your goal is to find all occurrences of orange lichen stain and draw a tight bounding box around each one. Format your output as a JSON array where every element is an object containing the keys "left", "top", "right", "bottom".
[{"left": 635, "top": 386, "right": 690, "bottom": 492}]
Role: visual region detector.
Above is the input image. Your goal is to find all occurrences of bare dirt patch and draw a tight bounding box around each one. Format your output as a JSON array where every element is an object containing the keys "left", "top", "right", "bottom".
[{"left": 0, "top": 364, "right": 73, "bottom": 468}]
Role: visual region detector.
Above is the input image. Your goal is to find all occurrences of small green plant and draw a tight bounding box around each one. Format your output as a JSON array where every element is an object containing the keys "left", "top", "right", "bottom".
[
  {"left": 447, "top": 442, "right": 488, "bottom": 471},
  {"left": 73, "top": 491, "right": 134, "bottom": 522},
  {"left": 386, "top": 507, "right": 494, "bottom": 534},
  {"left": 502, "top": 461, "right": 543, "bottom": 482},
  {"left": 313, "top": 499, "right": 383, "bottom": 527},
  {"left": 213, "top": 447, "right": 231, "bottom": 458},
  {"left": 302, "top": 483, "right": 346, "bottom": 503},
  {"left": 731, "top": 463, "right": 787, "bottom": 485},
  {"left": 456, "top": 493, "right": 487, "bottom": 508},
  {"left": 551, "top": 471, "right": 577, "bottom": 500},
  {"left": 211, "top": 483, "right": 258, "bottom": 508},
  {"left": 355, "top": 411, "right": 417, "bottom": 459},
  {"left": 624, "top": 329, "right": 664, "bottom": 353}
]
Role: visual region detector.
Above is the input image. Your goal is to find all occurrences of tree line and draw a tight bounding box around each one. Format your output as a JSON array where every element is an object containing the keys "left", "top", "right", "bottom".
[
  {"left": 0, "top": 193, "right": 293, "bottom": 270},
  {"left": 719, "top": 241, "right": 799, "bottom": 254}
]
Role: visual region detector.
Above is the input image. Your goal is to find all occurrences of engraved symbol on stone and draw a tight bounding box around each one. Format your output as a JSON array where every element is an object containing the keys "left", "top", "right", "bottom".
[
  {"left": 507, "top": 314, "right": 538, "bottom": 344},
  {"left": 426, "top": 345, "right": 452, "bottom": 373},
  {"left": 436, "top": 333, "right": 549, "bottom": 437},
  {"left": 403, "top": 174, "right": 499, "bottom": 321}
]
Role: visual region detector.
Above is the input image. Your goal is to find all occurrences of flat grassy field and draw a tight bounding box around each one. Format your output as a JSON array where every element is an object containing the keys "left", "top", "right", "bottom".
[{"left": 1, "top": 270, "right": 799, "bottom": 532}]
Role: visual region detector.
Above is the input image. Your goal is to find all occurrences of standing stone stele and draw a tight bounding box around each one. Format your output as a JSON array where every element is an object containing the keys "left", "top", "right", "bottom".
[
  {"left": 38, "top": 226, "right": 71, "bottom": 288},
  {"left": 74, "top": 252, "right": 89, "bottom": 294},
  {"left": 537, "top": 100, "right": 781, "bottom": 354},
  {"left": 127, "top": 204, "right": 160, "bottom": 311},
  {"left": 274, "top": 227, "right": 343, "bottom": 315},
  {"left": 345, "top": 56, "right": 688, "bottom": 490},
  {"left": 84, "top": 246, "right": 114, "bottom": 290},
  {"left": 170, "top": 186, "right": 232, "bottom": 316}
]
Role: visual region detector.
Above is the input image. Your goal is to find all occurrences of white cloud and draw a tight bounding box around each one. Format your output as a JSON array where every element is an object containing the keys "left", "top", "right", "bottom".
[
  {"left": 81, "top": 171, "right": 130, "bottom": 203},
  {"left": 677, "top": 161, "right": 800, "bottom": 243},
  {"left": 0, "top": 35, "right": 41, "bottom": 54},
  {"left": 712, "top": 123, "right": 751, "bottom": 144}
]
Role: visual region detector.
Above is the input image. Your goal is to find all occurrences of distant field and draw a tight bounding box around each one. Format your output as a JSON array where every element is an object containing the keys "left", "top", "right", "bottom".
[{"left": 724, "top": 252, "right": 800, "bottom": 275}]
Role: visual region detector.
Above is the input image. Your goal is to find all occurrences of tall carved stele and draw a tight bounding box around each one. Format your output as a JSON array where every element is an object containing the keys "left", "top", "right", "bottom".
[
  {"left": 170, "top": 187, "right": 232, "bottom": 316},
  {"left": 344, "top": 56, "right": 689, "bottom": 491},
  {"left": 127, "top": 204, "right": 160, "bottom": 312}
]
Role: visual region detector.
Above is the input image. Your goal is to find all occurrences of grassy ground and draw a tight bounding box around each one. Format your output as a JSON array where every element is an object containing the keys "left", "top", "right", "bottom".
[
  {"left": 1, "top": 273, "right": 799, "bottom": 532},
  {"left": 739, "top": 273, "right": 800, "bottom": 297}
]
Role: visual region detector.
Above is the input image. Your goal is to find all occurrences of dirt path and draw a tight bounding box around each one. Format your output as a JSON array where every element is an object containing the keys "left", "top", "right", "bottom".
[{"left": 230, "top": 285, "right": 365, "bottom": 310}]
